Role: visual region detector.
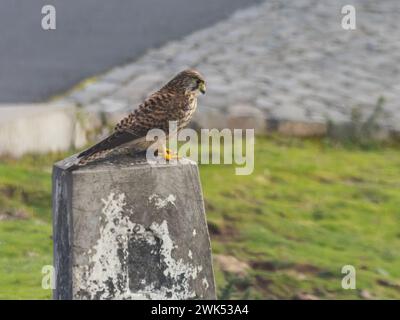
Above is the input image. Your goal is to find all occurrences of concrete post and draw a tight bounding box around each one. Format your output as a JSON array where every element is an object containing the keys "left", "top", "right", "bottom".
[{"left": 52, "top": 154, "right": 216, "bottom": 300}]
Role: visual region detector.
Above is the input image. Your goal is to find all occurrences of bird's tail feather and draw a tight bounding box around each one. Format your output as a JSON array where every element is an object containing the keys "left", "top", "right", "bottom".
[{"left": 77, "top": 131, "right": 137, "bottom": 166}]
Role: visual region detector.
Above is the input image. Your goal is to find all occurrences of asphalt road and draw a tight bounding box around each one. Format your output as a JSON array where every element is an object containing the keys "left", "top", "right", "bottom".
[{"left": 0, "top": 0, "right": 262, "bottom": 103}]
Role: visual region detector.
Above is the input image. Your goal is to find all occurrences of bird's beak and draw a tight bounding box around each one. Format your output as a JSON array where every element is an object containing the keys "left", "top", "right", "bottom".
[{"left": 199, "top": 82, "right": 206, "bottom": 94}]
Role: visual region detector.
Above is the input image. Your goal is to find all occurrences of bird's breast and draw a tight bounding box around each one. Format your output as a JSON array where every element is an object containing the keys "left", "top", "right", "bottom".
[{"left": 181, "top": 99, "right": 197, "bottom": 122}]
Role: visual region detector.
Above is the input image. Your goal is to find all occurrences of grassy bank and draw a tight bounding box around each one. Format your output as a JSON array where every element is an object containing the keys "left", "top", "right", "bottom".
[{"left": 1, "top": 136, "right": 400, "bottom": 299}]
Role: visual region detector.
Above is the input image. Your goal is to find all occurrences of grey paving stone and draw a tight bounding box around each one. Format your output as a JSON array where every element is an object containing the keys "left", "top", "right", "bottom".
[{"left": 57, "top": 0, "right": 399, "bottom": 136}]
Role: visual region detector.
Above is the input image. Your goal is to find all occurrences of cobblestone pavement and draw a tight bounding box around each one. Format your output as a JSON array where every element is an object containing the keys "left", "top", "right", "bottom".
[{"left": 60, "top": 0, "right": 400, "bottom": 136}]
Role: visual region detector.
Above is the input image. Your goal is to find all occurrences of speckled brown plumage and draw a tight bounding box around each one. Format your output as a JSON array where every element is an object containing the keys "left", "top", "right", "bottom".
[{"left": 77, "top": 69, "right": 206, "bottom": 165}]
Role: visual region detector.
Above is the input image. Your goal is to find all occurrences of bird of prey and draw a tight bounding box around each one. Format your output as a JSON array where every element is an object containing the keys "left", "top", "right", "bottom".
[{"left": 76, "top": 69, "right": 206, "bottom": 166}]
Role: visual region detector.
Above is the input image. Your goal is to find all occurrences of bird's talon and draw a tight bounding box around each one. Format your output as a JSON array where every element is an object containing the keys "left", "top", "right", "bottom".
[
  {"left": 163, "top": 149, "right": 179, "bottom": 160},
  {"left": 164, "top": 153, "right": 172, "bottom": 161}
]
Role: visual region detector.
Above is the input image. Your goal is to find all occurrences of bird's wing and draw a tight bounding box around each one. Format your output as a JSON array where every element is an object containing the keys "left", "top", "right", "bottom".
[
  {"left": 115, "top": 91, "right": 177, "bottom": 136},
  {"left": 78, "top": 91, "right": 177, "bottom": 160}
]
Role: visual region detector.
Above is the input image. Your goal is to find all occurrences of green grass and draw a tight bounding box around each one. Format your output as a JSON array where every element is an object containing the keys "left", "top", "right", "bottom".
[{"left": 1, "top": 137, "right": 400, "bottom": 299}]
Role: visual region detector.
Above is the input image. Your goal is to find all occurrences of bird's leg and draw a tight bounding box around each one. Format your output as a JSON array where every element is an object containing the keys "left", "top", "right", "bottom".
[
  {"left": 165, "top": 148, "right": 180, "bottom": 160},
  {"left": 158, "top": 144, "right": 179, "bottom": 161}
]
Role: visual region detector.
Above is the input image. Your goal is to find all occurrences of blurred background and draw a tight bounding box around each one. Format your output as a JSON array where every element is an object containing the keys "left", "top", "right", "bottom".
[{"left": 1, "top": 0, "right": 400, "bottom": 299}]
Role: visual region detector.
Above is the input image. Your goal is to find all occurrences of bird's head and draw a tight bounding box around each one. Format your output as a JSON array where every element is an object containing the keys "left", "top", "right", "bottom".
[{"left": 164, "top": 69, "right": 206, "bottom": 96}]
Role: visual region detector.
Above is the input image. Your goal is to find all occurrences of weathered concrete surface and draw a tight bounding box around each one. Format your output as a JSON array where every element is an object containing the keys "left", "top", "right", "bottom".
[
  {"left": 0, "top": 103, "right": 86, "bottom": 157},
  {"left": 52, "top": 155, "right": 216, "bottom": 300}
]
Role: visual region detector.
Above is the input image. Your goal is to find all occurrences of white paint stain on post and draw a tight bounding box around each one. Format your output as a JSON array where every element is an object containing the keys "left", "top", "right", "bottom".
[
  {"left": 202, "top": 278, "right": 209, "bottom": 290},
  {"left": 74, "top": 192, "right": 203, "bottom": 300},
  {"left": 149, "top": 194, "right": 176, "bottom": 209},
  {"left": 150, "top": 220, "right": 203, "bottom": 285}
]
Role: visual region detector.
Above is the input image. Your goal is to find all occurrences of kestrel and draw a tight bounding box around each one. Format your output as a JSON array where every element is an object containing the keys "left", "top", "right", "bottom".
[{"left": 76, "top": 69, "right": 206, "bottom": 166}]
